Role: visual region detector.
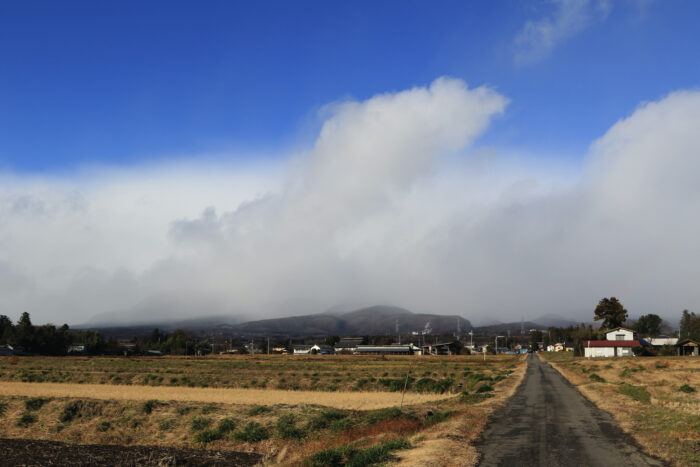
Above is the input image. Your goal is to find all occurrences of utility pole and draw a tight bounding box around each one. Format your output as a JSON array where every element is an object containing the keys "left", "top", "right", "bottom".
[
  {"left": 267, "top": 337, "right": 270, "bottom": 355},
  {"left": 469, "top": 330, "right": 473, "bottom": 349}
]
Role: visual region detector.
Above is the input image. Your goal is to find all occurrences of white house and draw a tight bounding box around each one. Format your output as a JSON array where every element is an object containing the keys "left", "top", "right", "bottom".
[{"left": 584, "top": 327, "right": 643, "bottom": 358}]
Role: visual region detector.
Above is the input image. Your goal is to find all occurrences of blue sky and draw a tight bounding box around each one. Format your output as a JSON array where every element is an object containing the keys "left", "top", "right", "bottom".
[
  {"left": 1, "top": 1, "right": 700, "bottom": 325},
  {"left": 1, "top": 0, "right": 698, "bottom": 172}
]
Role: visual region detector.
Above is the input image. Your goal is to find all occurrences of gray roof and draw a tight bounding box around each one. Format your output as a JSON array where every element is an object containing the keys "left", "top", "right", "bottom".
[{"left": 356, "top": 345, "right": 412, "bottom": 353}]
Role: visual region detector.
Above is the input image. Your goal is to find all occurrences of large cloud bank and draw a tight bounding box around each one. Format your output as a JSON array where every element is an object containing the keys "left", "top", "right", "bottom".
[{"left": 1, "top": 78, "right": 699, "bottom": 325}]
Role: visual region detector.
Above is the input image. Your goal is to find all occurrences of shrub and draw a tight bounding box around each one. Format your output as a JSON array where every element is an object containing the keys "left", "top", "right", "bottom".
[
  {"left": 190, "top": 416, "right": 212, "bottom": 431},
  {"left": 24, "top": 397, "right": 49, "bottom": 411},
  {"left": 310, "top": 438, "right": 411, "bottom": 467},
  {"left": 588, "top": 373, "right": 605, "bottom": 383},
  {"left": 679, "top": 384, "right": 696, "bottom": 393},
  {"left": 194, "top": 428, "right": 222, "bottom": 444},
  {"left": 17, "top": 413, "right": 37, "bottom": 427},
  {"left": 347, "top": 438, "right": 411, "bottom": 467},
  {"left": 329, "top": 417, "right": 352, "bottom": 433},
  {"left": 247, "top": 405, "right": 271, "bottom": 416},
  {"left": 217, "top": 417, "right": 237, "bottom": 434},
  {"left": 159, "top": 419, "right": 175, "bottom": 430},
  {"left": 307, "top": 410, "right": 346, "bottom": 430},
  {"left": 276, "top": 413, "right": 306, "bottom": 439},
  {"left": 414, "top": 377, "right": 454, "bottom": 394},
  {"left": 176, "top": 406, "right": 194, "bottom": 416},
  {"left": 619, "top": 384, "right": 651, "bottom": 404},
  {"left": 97, "top": 421, "right": 110, "bottom": 432},
  {"left": 0, "top": 400, "right": 7, "bottom": 417},
  {"left": 367, "top": 407, "right": 402, "bottom": 425},
  {"left": 200, "top": 405, "right": 218, "bottom": 414},
  {"left": 142, "top": 399, "right": 163, "bottom": 414},
  {"left": 476, "top": 384, "right": 494, "bottom": 393},
  {"left": 424, "top": 411, "right": 454, "bottom": 426},
  {"left": 233, "top": 421, "right": 270, "bottom": 442},
  {"left": 60, "top": 400, "right": 103, "bottom": 423}
]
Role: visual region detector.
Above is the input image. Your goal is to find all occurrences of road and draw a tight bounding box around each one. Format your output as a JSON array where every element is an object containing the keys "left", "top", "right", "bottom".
[{"left": 475, "top": 353, "right": 667, "bottom": 467}]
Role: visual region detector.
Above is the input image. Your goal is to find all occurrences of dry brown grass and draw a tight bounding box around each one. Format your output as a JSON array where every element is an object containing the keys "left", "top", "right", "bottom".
[
  {"left": 542, "top": 353, "right": 700, "bottom": 466},
  {"left": 0, "top": 381, "right": 451, "bottom": 410},
  {"left": 0, "top": 354, "right": 526, "bottom": 465}
]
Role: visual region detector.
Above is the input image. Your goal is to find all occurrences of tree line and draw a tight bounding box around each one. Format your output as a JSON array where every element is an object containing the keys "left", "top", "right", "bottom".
[{"left": 0, "top": 312, "right": 114, "bottom": 355}]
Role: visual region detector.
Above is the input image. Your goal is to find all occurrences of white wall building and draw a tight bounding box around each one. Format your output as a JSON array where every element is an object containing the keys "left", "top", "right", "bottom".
[{"left": 584, "top": 327, "right": 642, "bottom": 358}]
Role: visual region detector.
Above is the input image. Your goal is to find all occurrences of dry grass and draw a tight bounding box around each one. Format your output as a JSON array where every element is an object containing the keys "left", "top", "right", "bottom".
[
  {"left": 542, "top": 353, "right": 700, "bottom": 466},
  {"left": 0, "top": 381, "right": 451, "bottom": 410}
]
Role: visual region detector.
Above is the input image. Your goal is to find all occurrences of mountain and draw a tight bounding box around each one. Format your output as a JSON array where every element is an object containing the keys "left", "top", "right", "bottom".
[
  {"left": 532, "top": 314, "right": 583, "bottom": 328},
  {"left": 226, "top": 305, "right": 471, "bottom": 337}
]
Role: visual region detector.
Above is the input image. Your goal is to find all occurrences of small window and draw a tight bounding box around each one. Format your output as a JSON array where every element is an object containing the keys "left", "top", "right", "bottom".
[{"left": 616, "top": 334, "right": 625, "bottom": 340}]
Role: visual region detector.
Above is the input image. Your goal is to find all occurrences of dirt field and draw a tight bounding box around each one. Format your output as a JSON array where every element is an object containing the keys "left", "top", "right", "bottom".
[
  {"left": 542, "top": 353, "right": 700, "bottom": 466},
  {"left": 0, "top": 354, "right": 526, "bottom": 466},
  {"left": 0, "top": 437, "right": 262, "bottom": 466}
]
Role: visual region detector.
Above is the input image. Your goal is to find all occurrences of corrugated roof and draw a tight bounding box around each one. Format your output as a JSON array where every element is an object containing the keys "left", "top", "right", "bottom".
[{"left": 584, "top": 340, "right": 641, "bottom": 348}]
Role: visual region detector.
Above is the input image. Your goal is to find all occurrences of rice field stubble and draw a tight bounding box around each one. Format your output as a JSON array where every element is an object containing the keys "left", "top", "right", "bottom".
[{"left": 0, "top": 354, "right": 525, "bottom": 465}]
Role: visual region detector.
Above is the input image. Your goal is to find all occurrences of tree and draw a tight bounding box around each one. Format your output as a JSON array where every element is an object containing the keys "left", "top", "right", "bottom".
[
  {"left": 680, "top": 309, "right": 700, "bottom": 340},
  {"left": 593, "top": 297, "right": 628, "bottom": 329},
  {"left": 633, "top": 314, "right": 662, "bottom": 336}
]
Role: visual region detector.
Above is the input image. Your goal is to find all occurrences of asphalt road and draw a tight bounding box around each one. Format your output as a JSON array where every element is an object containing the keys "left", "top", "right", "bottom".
[{"left": 475, "top": 353, "right": 667, "bottom": 467}]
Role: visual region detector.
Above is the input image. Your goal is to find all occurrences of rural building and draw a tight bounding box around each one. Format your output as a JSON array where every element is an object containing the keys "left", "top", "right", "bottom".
[
  {"left": 67, "top": 344, "right": 87, "bottom": 355},
  {"left": 293, "top": 344, "right": 334, "bottom": 355},
  {"left": 584, "top": 327, "right": 644, "bottom": 357},
  {"left": 421, "top": 342, "right": 456, "bottom": 355},
  {"left": 676, "top": 339, "right": 700, "bottom": 356},
  {"left": 355, "top": 343, "right": 420, "bottom": 355},
  {"left": 546, "top": 342, "right": 567, "bottom": 352},
  {"left": 293, "top": 345, "right": 312, "bottom": 354},
  {"left": 334, "top": 342, "right": 359, "bottom": 353}
]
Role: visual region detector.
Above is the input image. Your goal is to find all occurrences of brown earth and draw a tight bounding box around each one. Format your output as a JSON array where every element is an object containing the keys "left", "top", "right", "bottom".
[{"left": 0, "top": 437, "right": 261, "bottom": 466}]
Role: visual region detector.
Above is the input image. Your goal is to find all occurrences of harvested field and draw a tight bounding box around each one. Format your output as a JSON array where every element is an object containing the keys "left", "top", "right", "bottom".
[
  {"left": 0, "top": 354, "right": 518, "bottom": 394},
  {"left": 0, "top": 381, "right": 450, "bottom": 409},
  {"left": 542, "top": 353, "right": 700, "bottom": 466},
  {"left": 0, "top": 354, "right": 525, "bottom": 465},
  {"left": 0, "top": 437, "right": 262, "bottom": 466}
]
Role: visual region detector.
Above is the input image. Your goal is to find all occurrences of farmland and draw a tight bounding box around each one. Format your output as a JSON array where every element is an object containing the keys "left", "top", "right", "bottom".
[
  {"left": 0, "top": 354, "right": 514, "bottom": 393},
  {"left": 542, "top": 353, "right": 700, "bottom": 466},
  {"left": 0, "top": 354, "right": 526, "bottom": 466}
]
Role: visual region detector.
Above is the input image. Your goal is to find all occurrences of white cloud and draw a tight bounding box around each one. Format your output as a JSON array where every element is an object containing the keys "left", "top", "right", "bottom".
[
  {"left": 514, "top": 0, "right": 611, "bottom": 65},
  {"left": 0, "top": 79, "right": 698, "bottom": 327}
]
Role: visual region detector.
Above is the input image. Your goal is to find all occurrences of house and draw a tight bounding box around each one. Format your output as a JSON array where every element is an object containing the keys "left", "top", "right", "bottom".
[
  {"left": 546, "top": 342, "right": 567, "bottom": 352},
  {"left": 676, "top": 339, "right": 699, "bottom": 356},
  {"left": 355, "top": 343, "right": 420, "bottom": 355},
  {"left": 293, "top": 344, "right": 312, "bottom": 355},
  {"left": 584, "top": 327, "right": 644, "bottom": 357},
  {"left": 293, "top": 344, "right": 335, "bottom": 355}
]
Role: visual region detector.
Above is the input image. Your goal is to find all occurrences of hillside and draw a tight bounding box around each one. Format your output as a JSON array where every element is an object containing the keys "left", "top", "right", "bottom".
[{"left": 227, "top": 305, "right": 472, "bottom": 337}]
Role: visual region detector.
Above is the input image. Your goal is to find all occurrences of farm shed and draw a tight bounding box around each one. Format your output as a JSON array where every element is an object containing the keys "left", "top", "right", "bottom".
[
  {"left": 334, "top": 342, "right": 358, "bottom": 353},
  {"left": 676, "top": 339, "right": 700, "bottom": 356},
  {"left": 355, "top": 344, "right": 419, "bottom": 355},
  {"left": 420, "top": 342, "right": 456, "bottom": 356}
]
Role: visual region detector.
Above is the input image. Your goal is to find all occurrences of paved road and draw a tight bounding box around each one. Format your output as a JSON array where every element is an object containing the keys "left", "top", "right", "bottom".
[{"left": 476, "top": 353, "right": 667, "bottom": 467}]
